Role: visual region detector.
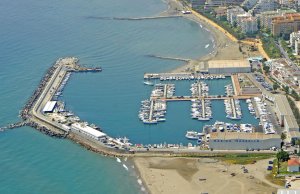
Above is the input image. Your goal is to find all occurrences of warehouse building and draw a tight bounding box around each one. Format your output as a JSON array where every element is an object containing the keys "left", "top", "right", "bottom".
[
  {"left": 208, "top": 60, "right": 251, "bottom": 74},
  {"left": 42, "top": 101, "right": 57, "bottom": 113},
  {"left": 274, "top": 94, "right": 299, "bottom": 132},
  {"left": 209, "top": 132, "right": 281, "bottom": 150},
  {"left": 71, "top": 123, "right": 106, "bottom": 141}
]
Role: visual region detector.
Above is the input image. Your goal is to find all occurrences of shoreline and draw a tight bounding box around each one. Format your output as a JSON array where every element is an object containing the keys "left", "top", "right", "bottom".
[
  {"left": 158, "top": 0, "right": 261, "bottom": 73},
  {"left": 133, "top": 157, "right": 278, "bottom": 194}
]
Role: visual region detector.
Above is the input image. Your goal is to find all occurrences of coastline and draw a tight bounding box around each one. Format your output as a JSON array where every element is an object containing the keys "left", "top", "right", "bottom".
[
  {"left": 159, "top": 0, "right": 261, "bottom": 73},
  {"left": 133, "top": 157, "right": 278, "bottom": 194}
]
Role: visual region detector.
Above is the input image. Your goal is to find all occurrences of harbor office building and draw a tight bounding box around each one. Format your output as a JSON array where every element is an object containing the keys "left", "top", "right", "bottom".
[{"left": 209, "top": 132, "right": 281, "bottom": 150}]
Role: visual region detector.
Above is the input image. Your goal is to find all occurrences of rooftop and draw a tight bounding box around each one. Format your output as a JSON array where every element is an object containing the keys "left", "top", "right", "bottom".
[
  {"left": 275, "top": 95, "right": 294, "bottom": 116},
  {"left": 285, "top": 115, "right": 299, "bottom": 130},
  {"left": 210, "top": 132, "right": 280, "bottom": 140},
  {"left": 71, "top": 123, "right": 106, "bottom": 138},
  {"left": 288, "top": 158, "right": 300, "bottom": 166},
  {"left": 208, "top": 60, "right": 250, "bottom": 69}
]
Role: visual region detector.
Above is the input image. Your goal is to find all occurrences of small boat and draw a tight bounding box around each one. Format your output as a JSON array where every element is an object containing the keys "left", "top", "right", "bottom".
[
  {"left": 123, "top": 164, "right": 129, "bottom": 171},
  {"left": 205, "top": 44, "right": 209, "bottom": 48},
  {"left": 143, "top": 80, "right": 154, "bottom": 86},
  {"left": 116, "top": 157, "right": 121, "bottom": 163},
  {"left": 185, "top": 131, "right": 200, "bottom": 140}
]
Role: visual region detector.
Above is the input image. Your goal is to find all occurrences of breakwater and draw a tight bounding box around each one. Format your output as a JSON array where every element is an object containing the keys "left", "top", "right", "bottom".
[
  {"left": 86, "top": 15, "right": 182, "bottom": 21},
  {"left": 2, "top": 57, "right": 101, "bottom": 140}
]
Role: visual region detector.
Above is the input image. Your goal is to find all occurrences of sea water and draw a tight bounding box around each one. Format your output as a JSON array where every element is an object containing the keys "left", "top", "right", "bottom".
[{"left": 0, "top": 0, "right": 253, "bottom": 193}]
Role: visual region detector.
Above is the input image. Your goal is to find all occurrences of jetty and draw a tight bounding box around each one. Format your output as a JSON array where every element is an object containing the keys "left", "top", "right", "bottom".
[{"left": 87, "top": 15, "right": 182, "bottom": 21}]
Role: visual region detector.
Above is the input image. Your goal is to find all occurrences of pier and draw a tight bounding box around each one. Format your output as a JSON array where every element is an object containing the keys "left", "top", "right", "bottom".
[
  {"left": 230, "top": 98, "right": 237, "bottom": 119},
  {"left": 149, "top": 100, "right": 154, "bottom": 121},
  {"left": 144, "top": 72, "right": 227, "bottom": 80}
]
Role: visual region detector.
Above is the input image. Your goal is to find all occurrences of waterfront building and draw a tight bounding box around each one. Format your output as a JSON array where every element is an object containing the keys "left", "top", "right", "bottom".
[
  {"left": 271, "top": 13, "right": 300, "bottom": 36},
  {"left": 249, "top": 0, "right": 279, "bottom": 15},
  {"left": 227, "top": 6, "right": 246, "bottom": 25},
  {"left": 287, "top": 157, "right": 300, "bottom": 172},
  {"left": 71, "top": 123, "right": 106, "bottom": 141},
  {"left": 42, "top": 101, "right": 57, "bottom": 113},
  {"left": 207, "top": 60, "right": 251, "bottom": 74},
  {"left": 239, "top": 16, "right": 259, "bottom": 34},
  {"left": 209, "top": 132, "right": 281, "bottom": 150},
  {"left": 259, "top": 10, "right": 296, "bottom": 29}
]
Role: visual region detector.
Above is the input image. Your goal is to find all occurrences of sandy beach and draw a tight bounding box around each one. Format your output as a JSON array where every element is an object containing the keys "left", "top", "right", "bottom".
[
  {"left": 134, "top": 157, "right": 278, "bottom": 194},
  {"left": 159, "top": 0, "right": 262, "bottom": 73}
]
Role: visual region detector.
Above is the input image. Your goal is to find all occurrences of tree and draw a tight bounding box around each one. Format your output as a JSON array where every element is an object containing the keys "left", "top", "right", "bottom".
[
  {"left": 273, "top": 83, "right": 279, "bottom": 91},
  {"left": 263, "top": 65, "right": 270, "bottom": 74},
  {"left": 281, "top": 133, "right": 287, "bottom": 141},
  {"left": 276, "top": 150, "right": 289, "bottom": 162},
  {"left": 296, "top": 139, "right": 300, "bottom": 147}
]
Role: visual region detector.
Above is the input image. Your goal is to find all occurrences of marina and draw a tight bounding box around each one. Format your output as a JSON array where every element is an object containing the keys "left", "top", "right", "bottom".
[
  {"left": 0, "top": 56, "right": 281, "bottom": 155},
  {"left": 144, "top": 73, "right": 226, "bottom": 81}
]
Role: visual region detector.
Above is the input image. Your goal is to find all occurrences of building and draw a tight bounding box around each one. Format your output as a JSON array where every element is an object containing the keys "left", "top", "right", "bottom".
[
  {"left": 239, "top": 16, "right": 259, "bottom": 34},
  {"left": 249, "top": 0, "right": 279, "bottom": 15},
  {"left": 277, "top": 189, "right": 300, "bottom": 194},
  {"left": 227, "top": 6, "right": 246, "bottom": 25},
  {"left": 259, "top": 10, "right": 296, "bottom": 29},
  {"left": 290, "top": 31, "right": 300, "bottom": 54},
  {"left": 42, "top": 101, "right": 57, "bottom": 113},
  {"left": 207, "top": 60, "right": 251, "bottom": 74},
  {"left": 204, "top": 0, "right": 244, "bottom": 7},
  {"left": 71, "top": 123, "right": 106, "bottom": 141},
  {"left": 287, "top": 158, "right": 300, "bottom": 172},
  {"left": 274, "top": 94, "right": 299, "bottom": 132},
  {"left": 271, "top": 13, "right": 300, "bottom": 36},
  {"left": 209, "top": 132, "right": 281, "bottom": 150},
  {"left": 270, "top": 58, "right": 300, "bottom": 94},
  {"left": 191, "top": 0, "right": 206, "bottom": 8},
  {"left": 242, "top": 0, "right": 259, "bottom": 10}
]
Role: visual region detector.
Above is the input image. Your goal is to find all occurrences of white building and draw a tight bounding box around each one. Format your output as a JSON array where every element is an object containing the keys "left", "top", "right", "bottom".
[
  {"left": 239, "top": 16, "right": 259, "bottom": 34},
  {"left": 42, "top": 101, "right": 57, "bottom": 113},
  {"left": 71, "top": 123, "right": 106, "bottom": 141},
  {"left": 290, "top": 31, "right": 300, "bottom": 55},
  {"left": 209, "top": 132, "right": 281, "bottom": 150},
  {"left": 227, "top": 6, "right": 246, "bottom": 25}
]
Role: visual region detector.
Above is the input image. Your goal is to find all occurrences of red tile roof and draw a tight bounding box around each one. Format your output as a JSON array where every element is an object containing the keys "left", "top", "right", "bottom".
[{"left": 288, "top": 158, "right": 300, "bottom": 166}]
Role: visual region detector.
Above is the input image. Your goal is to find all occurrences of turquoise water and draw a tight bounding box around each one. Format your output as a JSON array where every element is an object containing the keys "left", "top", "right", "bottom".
[{"left": 0, "top": 0, "right": 256, "bottom": 193}]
